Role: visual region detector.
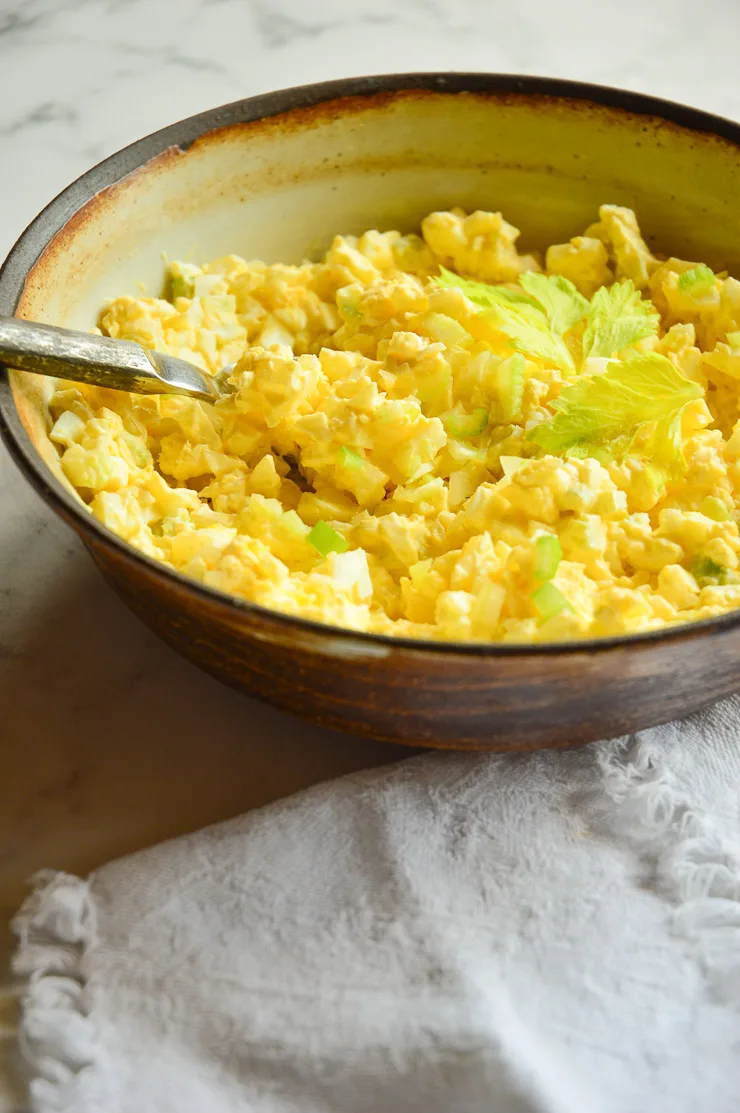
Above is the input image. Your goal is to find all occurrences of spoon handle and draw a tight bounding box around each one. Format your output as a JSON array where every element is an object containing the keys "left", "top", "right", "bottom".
[{"left": 0, "top": 317, "right": 220, "bottom": 402}]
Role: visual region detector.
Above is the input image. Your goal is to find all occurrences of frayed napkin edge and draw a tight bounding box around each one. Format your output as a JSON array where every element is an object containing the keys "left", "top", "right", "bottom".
[
  {"left": 596, "top": 736, "right": 740, "bottom": 1001},
  {"left": 11, "top": 870, "right": 106, "bottom": 1113},
  {"left": 8, "top": 730, "right": 740, "bottom": 1111}
]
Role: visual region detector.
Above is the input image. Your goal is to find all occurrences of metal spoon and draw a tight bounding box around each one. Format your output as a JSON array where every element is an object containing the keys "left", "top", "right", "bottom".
[{"left": 0, "top": 317, "right": 232, "bottom": 403}]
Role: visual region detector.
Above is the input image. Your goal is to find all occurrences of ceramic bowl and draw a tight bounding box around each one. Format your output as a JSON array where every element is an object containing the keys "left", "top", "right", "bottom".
[{"left": 4, "top": 73, "right": 740, "bottom": 751}]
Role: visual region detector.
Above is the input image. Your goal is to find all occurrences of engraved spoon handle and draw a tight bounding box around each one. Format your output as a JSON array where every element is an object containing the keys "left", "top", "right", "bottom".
[{"left": 0, "top": 317, "right": 222, "bottom": 402}]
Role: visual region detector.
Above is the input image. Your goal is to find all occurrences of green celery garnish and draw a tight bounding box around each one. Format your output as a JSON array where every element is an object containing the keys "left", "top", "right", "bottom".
[
  {"left": 307, "top": 520, "right": 349, "bottom": 558},
  {"left": 443, "top": 408, "right": 489, "bottom": 438},
  {"left": 435, "top": 268, "right": 660, "bottom": 372},
  {"left": 491, "top": 301, "right": 575, "bottom": 371},
  {"left": 534, "top": 535, "right": 562, "bottom": 581},
  {"left": 435, "top": 268, "right": 577, "bottom": 372},
  {"left": 582, "top": 280, "right": 659, "bottom": 359},
  {"left": 527, "top": 351, "right": 702, "bottom": 469},
  {"left": 531, "top": 582, "right": 572, "bottom": 621},
  {"left": 435, "top": 267, "right": 539, "bottom": 309},
  {"left": 435, "top": 267, "right": 589, "bottom": 333},
  {"left": 519, "top": 272, "right": 590, "bottom": 334}
]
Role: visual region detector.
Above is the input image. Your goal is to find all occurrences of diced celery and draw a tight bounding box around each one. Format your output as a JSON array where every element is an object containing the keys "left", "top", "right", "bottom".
[
  {"left": 415, "top": 364, "right": 452, "bottom": 405},
  {"left": 307, "top": 520, "right": 350, "bottom": 557},
  {"left": 419, "top": 312, "right": 471, "bottom": 348},
  {"left": 701, "top": 495, "right": 732, "bottom": 522},
  {"left": 337, "top": 445, "right": 364, "bottom": 471},
  {"left": 464, "top": 349, "right": 500, "bottom": 393},
  {"left": 170, "top": 275, "right": 191, "bottom": 299},
  {"left": 534, "top": 535, "right": 562, "bottom": 581},
  {"left": 727, "top": 330, "right": 740, "bottom": 347},
  {"left": 692, "top": 555, "right": 723, "bottom": 580},
  {"left": 677, "top": 264, "right": 715, "bottom": 292},
  {"left": 531, "top": 581, "right": 571, "bottom": 621},
  {"left": 500, "top": 455, "right": 528, "bottom": 478},
  {"left": 337, "top": 285, "right": 363, "bottom": 320},
  {"left": 169, "top": 262, "right": 199, "bottom": 300},
  {"left": 443, "top": 408, "right": 488, "bottom": 439},
  {"left": 497, "top": 353, "right": 525, "bottom": 421},
  {"left": 691, "top": 555, "right": 739, "bottom": 585},
  {"left": 282, "top": 509, "right": 309, "bottom": 536},
  {"left": 446, "top": 440, "right": 486, "bottom": 463}
]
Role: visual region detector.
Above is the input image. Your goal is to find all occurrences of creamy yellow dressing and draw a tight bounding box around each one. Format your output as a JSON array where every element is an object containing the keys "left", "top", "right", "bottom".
[{"left": 47, "top": 205, "right": 740, "bottom": 642}]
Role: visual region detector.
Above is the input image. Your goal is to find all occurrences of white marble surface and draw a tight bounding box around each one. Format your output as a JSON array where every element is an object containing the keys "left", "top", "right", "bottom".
[{"left": 2, "top": 0, "right": 740, "bottom": 1104}]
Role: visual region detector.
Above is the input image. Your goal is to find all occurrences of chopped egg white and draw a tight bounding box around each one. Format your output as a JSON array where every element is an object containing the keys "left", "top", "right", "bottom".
[{"left": 47, "top": 206, "right": 740, "bottom": 642}]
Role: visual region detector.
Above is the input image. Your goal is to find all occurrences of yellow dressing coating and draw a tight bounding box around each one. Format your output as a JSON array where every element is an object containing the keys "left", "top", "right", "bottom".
[{"left": 47, "top": 208, "right": 740, "bottom": 643}]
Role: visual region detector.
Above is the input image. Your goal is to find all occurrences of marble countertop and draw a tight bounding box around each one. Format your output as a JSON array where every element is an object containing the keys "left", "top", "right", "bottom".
[{"left": 1, "top": 0, "right": 740, "bottom": 1104}]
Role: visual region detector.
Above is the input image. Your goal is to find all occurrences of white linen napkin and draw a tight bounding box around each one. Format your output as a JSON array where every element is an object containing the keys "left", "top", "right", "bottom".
[{"left": 11, "top": 698, "right": 740, "bottom": 1113}]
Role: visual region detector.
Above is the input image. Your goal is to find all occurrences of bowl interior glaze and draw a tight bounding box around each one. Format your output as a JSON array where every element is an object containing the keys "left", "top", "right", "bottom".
[{"left": 9, "top": 77, "right": 740, "bottom": 501}]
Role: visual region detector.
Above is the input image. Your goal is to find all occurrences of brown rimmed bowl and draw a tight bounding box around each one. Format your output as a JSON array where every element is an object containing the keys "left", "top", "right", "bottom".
[{"left": 4, "top": 72, "right": 740, "bottom": 752}]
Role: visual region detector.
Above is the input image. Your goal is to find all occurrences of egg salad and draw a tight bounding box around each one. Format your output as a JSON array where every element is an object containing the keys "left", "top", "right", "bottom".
[{"left": 46, "top": 204, "right": 740, "bottom": 642}]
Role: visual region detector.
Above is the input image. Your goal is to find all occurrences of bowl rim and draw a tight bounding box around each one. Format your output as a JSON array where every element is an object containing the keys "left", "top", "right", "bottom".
[{"left": 4, "top": 69, "right": 740, "bottom": 659}]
